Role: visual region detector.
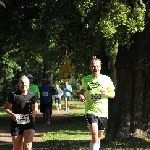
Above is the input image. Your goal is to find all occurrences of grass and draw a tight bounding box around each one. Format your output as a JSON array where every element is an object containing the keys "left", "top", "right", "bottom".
[
  {"left": 0, "top": 104, "right": 8, "bottom": 117},
  {"left": 41, "top": 100, "right": 150, "bottom": 150},
  {"left": 1, "top": 101, "right": 150, "bottom": 149},
  {"left": 42, "top": 115, "right": 91, "bottom": 150},
  {"left": 42, "top": 100, "right": 92, "bottom": 150},
  {"left": 42, "top": 116, "right": 90, "bottom": 141}
]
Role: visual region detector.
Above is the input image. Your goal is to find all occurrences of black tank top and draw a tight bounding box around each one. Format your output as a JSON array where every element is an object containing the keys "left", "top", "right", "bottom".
[{"left": 8, "top": 90, "right": 37, "bottom": 114}]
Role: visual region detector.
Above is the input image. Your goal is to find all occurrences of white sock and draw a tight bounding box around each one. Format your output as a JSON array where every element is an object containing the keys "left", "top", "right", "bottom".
[
  {"left": 92, "top": 143, "right": 99, "bottom": 150},
  {"left": 98, "top": 143, "right": 100, "bottom": 149}
]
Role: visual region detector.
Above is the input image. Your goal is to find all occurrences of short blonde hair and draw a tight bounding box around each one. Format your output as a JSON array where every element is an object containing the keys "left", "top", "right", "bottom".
[
  {"left": 56, "top": 84, "right": 59, "bottom": 87},
  {"left": 90, "top": 56, "right": 101, "bottom": 66},
  {"left": 18, "top": 75, "right": 29, "bottom": 89}
]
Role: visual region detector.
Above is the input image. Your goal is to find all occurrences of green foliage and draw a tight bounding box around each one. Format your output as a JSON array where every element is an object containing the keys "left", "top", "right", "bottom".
[
  {"left": 76, "top": 0, "right": 146, "bottom": 64},
  {"left": 0, "top": 0, "right": 147, "bottom": 101},
  {"left": 1, "top": 49, "right": 21, "bottom": 79},
  {"left": 99, "top": 2, "right": 145, "bottom": 39},
  {"left": 98, "top": 1, "right": 145, "bottom": 63},
  {"left": 0, "top": 1, "right": 5, "bottom": 7}
]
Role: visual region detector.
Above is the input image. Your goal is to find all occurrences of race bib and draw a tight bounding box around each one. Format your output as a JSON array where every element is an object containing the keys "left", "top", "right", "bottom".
[
  {"left": 56, "top": 95, "right": 60, "bottom": 98},
  {"left": 16, "top": 114, "right": 30, "bottom": 124},
  {"left": 42, "top": 92, "right": 48, "bottom": 96},
  {"left": 90, "top": 92, "right": 102, "bottom": 102}
]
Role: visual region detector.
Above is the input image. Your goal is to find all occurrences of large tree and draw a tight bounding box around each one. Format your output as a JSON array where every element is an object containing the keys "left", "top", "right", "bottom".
[
  {"left": 106, "top": 0, "right": 150, "bottom": 141},
  {"left": 1, "top": 1, "right": 149, "bottom": 142}
]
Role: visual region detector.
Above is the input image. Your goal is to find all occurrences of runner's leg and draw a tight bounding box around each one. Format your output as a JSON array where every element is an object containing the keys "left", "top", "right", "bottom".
[
  {"left": 98, "top": 130, "right": 103, "bottom": 149},
  {"left": 85, "top": 114, "right": 99, "bottom": 150},
  {"left": 64, "top": 97, "right": 67, "bottom": 111},
  {"left": 67, "top": 97, "right": 70, "bottom": 111},
  {"left": 59, "top": 103, "right": 61, "bottom": 110},
  {"left": 12, "top": 135, "right": 23, "bottom": 150},
  {"left": 56, "top": 102, "right": 59, "bottom": 113},
  {"left": 23, "top": 129, "right": 35, "bottom": 150}
]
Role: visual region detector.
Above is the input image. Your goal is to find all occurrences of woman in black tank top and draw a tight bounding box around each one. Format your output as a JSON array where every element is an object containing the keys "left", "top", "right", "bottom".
[{"left": 4, "top": 75, "right": 38, "bottom": 150}]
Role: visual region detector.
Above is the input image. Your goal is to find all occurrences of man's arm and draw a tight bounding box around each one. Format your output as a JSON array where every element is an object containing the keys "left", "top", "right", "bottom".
[
  {"left": 61, "top": 89, "right": 63, "bottom": 96},
  {"left": 37, "top": 86, "right": 40, "bottom": 99},
  {"left": 101, "top": 88, "right": 115, "bottom": 98},
  {"left": 107, "top": 91, "right": 115, "bottom": 98},
  {"left": 31, "top": 102, "right": 38, "bottom": 117},
  {"left": 51, "top": 87, "right": 55, "bottom": 95},
  {"left": 79, "top": 89, "right": 86, "bottom": 102},
  {"left": 69, "top": 85, "right": 72, "bottom": 92}
]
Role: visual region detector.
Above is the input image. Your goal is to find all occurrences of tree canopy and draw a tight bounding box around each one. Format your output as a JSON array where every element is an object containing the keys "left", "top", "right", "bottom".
[{"left": 0, "top": 0, "right": 146, "bottom": 99}]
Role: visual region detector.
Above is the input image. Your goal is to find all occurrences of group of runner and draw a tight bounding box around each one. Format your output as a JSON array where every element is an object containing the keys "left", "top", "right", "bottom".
[
  {"left": 22, "top": 75, "right": 73, "bottom": 125},
  {"left": 4, "top": 56, "right": 115, "bottom": 150},
  {"left": 4, "top": 75, "right": 72, "bottom": 150}
]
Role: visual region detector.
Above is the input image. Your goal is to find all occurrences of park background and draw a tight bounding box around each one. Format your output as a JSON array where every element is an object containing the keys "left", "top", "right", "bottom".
[{"left": 0, "top": 0, "right": 150, "bottom": 149}]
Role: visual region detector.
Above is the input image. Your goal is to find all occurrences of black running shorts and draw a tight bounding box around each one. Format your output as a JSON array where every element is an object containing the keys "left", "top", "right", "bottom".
[
  {"left": 84, "top": 113, "right": 107, "bottom": 130},
  {"left": 10, "top": 116, "right": 35, "bottom": 136}
]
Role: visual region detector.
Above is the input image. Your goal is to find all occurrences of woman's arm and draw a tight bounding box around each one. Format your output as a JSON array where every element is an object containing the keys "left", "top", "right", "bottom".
[
  {"left": 4, "top": 101, "right": 18, "bottom": 122},
  {"left": 31, "top": 102, "right": 38, "bottom": 117},
  {"left": 4, "top": 101, "right": 14, "bottom": 117}
]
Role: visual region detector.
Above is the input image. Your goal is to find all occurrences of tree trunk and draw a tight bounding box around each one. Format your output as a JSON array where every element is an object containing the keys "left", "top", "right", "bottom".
[
  {"left": 106, "top": 6, "right": 150, "bottom": 140},
  {"left": 43, "top": 62, "right": 53, "bottom": 85}
]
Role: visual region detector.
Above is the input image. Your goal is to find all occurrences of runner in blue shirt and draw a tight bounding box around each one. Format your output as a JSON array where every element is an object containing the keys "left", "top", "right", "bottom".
[
  {"left": 63, "top": 81, "right": 72, "bottom": 112},
  {"left": 54, "top": 84, "right": 63, "bottom": 113},
  {"left": 39, "top": 78, "right": 54, "bottom": 124}
]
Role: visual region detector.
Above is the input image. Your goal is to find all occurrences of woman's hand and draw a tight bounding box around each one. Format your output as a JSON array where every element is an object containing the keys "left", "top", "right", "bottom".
[
  {"left": 11, "top": 114, "right": 20, "bottom": 122},
  {"left": 30, "top": 110, "right": 37, "bottom": 117}
]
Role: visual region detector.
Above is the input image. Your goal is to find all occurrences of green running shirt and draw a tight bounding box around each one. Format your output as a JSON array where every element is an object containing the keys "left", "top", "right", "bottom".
[
  {"left": 29, "top": 84, "right": 40, "bottom": 99},
  {"left": 81, "top": 74, "right": 115, "bottom": 118}
]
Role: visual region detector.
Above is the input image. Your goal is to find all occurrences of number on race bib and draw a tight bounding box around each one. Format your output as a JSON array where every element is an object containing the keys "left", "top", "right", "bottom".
[
  {"left": 56, "top": 95, "right": 60, "bottom": 98},
  {"left": 17, "top": 114, "right": 30, "bottom": 124},
  {"left": 90, "top": 93, "right": 101, "bottom": 101},
  {"left": 42, "top": 92, "right": 48, "bottom": 96}
]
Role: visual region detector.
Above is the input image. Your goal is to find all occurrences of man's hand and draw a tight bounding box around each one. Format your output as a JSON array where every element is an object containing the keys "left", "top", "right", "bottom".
[
  {"left": 79, "top": 94, "right": 85, "bottom": 102},
  {"left": 101, "top": 87, "right": 115, "bottom": 98},
  {"left": 78, "top": 89, "right": 86, "bottom": 102},
  {"left": 100, "top": 87, "right": 108, "bottom": 96}
]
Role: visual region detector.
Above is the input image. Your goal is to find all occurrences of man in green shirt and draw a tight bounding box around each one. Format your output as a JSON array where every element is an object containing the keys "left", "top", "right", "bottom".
[
  {"left": 79, "top": 57, "right": 115, "bottom": 150},
  {"left": 27, "top": 74, "right": 40, "bottom": 123}
]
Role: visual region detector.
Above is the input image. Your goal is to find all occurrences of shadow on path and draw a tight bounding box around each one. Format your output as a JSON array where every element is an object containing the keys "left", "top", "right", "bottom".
[{"left": 0, "top": 111, "right": 85, "bottom": 150}]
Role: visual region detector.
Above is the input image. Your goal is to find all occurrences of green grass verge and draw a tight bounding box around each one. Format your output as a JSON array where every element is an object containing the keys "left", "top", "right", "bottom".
[
  {"left": 42, "top": 114, "right": 91, "bottom": 150},
  {"left": 1, "top": 101, "right": 150, "bottom": 149},
  {"left": 0, "top": 105, "right": 7, "bottom": 117},
  {"left": 41, "top": 100, "right": 150, "bottom": 150}
]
